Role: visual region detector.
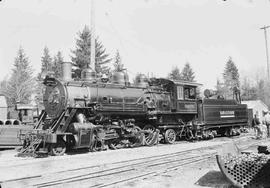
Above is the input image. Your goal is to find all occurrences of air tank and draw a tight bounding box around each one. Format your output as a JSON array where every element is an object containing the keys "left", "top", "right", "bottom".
[{"left": 69, "top": 122, "right": 96, "bottom": 134}]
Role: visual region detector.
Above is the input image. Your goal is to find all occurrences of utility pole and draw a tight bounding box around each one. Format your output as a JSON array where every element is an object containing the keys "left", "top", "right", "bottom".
[
  {"left": 90, "top": 0, "right": 95, "bottom": 72},
  {"left": 260, "top": 25, "right": 270, "bottom": 80}
]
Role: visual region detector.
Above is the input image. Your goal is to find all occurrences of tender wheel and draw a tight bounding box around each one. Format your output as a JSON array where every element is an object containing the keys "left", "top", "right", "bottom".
[
  {"left": 185, "top": 128, "right": 194, "bottom": 141},
  {"left": 164, "top": 129, "right": 176, "bottom": 144},
  {"left": 50, "top": 139, "right": 66, "bottom": 156},
  {"left": 143, "top": 124, "right": 156, "bottom": 145}
]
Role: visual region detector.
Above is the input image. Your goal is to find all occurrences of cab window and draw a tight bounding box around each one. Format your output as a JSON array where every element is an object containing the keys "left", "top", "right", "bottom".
[
  {"left": 177, "top": 86, "right": 184, "bottom": 100},
  {"left": 184, "top": 87, "right": 196, "bottom": 100}
]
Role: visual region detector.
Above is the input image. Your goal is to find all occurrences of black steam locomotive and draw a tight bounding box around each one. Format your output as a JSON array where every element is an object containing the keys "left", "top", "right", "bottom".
[{"left": 19, "top": 62, "right": 248, "bottom": 156}]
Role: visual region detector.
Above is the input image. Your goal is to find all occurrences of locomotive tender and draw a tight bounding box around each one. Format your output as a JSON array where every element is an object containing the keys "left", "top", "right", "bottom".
[{"left": 20, "top": 62, "right": 248, "bottom": 156}]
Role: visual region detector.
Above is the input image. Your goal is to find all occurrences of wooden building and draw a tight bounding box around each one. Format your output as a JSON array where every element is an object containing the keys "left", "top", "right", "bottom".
[{"left": 242, "top": 100, "right": 269, "bottom": 121}]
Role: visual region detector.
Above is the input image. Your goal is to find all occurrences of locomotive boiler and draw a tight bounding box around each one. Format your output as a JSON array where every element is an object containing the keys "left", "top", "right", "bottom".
[{"left": 19, "top": 62, "right": 248, "bottom": 156}]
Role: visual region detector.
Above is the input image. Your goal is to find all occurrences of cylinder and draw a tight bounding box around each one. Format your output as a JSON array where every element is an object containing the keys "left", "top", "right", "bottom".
[
  {"left": 69, "top": 123, "right": 95, "bottom": 134},
  {"left": 62, "top": 62, "right": 72, "bottom": 81}
]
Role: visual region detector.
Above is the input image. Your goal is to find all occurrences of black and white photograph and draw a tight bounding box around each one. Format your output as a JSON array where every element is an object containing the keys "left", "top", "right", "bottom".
[{"left": 1, "top": 0, "right": 270, "bottom": 187}]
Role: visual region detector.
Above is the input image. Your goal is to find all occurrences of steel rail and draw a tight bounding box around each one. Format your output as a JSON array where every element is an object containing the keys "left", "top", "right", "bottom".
[
  {"left": 34, "top": 152, "right": 214, "bottom": 187},
  {"left": 0, "top": 137, "right": 264, "bottom": 188},
  {"left": 36, "top": 153, "right": 215, "bottom": 188}
]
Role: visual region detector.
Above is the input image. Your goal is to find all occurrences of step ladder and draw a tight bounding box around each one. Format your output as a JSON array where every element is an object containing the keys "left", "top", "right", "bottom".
[
  {"left": 17, "top": 138, "right": 43, "bottom": 157},
  {"left": 34, "top": 110, "right": 47, "bottom": 129}
]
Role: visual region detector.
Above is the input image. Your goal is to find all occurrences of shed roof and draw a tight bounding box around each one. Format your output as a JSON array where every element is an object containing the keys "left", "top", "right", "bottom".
[{"left": 242, "top": 100, "right": 269, "bottom": 111}]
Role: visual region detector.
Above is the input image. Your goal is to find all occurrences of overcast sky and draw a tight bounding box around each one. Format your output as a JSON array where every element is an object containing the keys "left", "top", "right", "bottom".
[{"left": 0, "top": 0, "right": 270, "bottom": 88}]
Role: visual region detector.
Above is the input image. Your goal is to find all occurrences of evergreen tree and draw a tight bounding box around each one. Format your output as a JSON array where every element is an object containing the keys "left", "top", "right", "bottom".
[
  {"left": 35, "top": 46, "right": 54, "bottom": 106},
  {"left": 3, "top": 47, "right": 35, "bottom": 104},
  {"left": 53, "top": 51, "right": 64, "bottom": 79},
  {"left": 71, "top": 26, "right": 111, "bottom": 78},
  {"left": 113, "top": 50, "right": 124, "bottom": 72},
  {"left": 223, "top": 57, "right": 240, "bottom": 89},
  {"left": 40, "top": 46, "right": 53, "bottom": 77},
  {"left": 180, "top": 62, "right": 195, "bottom": 82},
  {"left": 168, "top": 66, "right": 181, "bottom": 80},
  {"left": 241, "top": 77, "right": 257, "bottom": 100},
  {"left": 222, "top": 57, "right": 240, "bottom": 98},
  {"left": 263, "top": 81, "right": 270, "bottom": 107},
  {"left": 215, "top": 78, "right": 230, "bottom": 99},
  {"left": 0, "top": 77, "right": 10, "bottom": 105},
  {"left": 256, "top": 79, "right": 265, "bottom": 102}
]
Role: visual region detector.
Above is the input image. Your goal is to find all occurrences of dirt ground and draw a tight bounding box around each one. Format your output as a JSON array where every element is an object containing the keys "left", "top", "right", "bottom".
[
  {"left": 0, "top": 134, "right": 268, "bottom": 188},
  {"left": 119, "top": 136, "right": 269, "bottom": 188},
  {"left": 120, "top": 156, "right": 231, "bottom": 188}
]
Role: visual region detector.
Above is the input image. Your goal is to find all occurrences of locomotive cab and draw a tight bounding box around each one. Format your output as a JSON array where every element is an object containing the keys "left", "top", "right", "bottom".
[
  {"left": 173, "top": 81, "right": 200, "bottom": 114},
  {"left": 151, "top": 78, "right": 202, "bottom": 114}
]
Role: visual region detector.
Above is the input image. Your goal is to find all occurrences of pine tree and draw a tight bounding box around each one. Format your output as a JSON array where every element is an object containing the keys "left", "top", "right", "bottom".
[
  {"left": 35, "top": 46, "right": 54, "bottom": 106},
  {"left": 223, "top": 57, "right": 240, "bottom": 89},
  {"left": 223, "top": 57, "right": 240, "bottom": 98},
  {"left": 180, "top": 62, "right": 195, "bottom": 82},
  {"left": 53, "top": 51, "right": 64, "bottom": 79},
  {"left": 40, "top": 46, "right": 53, "bottom": 76},
  {"left": 3, "top": 47, "right": 35, "bottom": 104},
  {"left": 113, "top": 50, "right": 124, "bottom": 72},
  {"left": 168, "top": 66, "right": 181, "bottom": 80},
  {"left": 263, "top": 81, "right": 270, "bottom": 107},
  {"left": 256, "top": 79, "right": 265, "bottom": 102},
  {"left": 241, "top": 77, "right": 257, "bottom": 100},
  {"left": 71, "top": 26, "right": 111, "bottom": 78},
  {"left": 215, "top": 79, "right": 227, "bottom": 98}
]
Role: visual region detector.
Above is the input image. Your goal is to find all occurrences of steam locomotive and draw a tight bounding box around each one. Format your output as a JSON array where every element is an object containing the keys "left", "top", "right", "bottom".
[{"left": 19, "top": 62, "right": 248, "bottom": 156}]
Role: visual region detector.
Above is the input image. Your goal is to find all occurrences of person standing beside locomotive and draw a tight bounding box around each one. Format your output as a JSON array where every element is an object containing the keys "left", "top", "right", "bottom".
[
  {"left": 252, "top": 114, "right": 262, "bottom": 139},
  {"left": 263, "top": 111, "right": 270, "bottom": 137}
]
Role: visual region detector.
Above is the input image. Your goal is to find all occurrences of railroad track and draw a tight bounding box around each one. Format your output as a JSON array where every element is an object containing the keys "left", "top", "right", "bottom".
[
  {"left": 30, "top": 152, "right": 216, "bottom": 188},
  {"left": 1, "top": 137, "right": 265, "bottom": 188},
  {"left": 1, "top": 147, "right": 215, "bottom": 188}
]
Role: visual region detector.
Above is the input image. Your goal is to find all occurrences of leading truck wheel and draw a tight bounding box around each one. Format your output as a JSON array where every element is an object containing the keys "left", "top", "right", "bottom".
[
  {"left": 50, "top": 140, "right": 66, "bottom": 156},
  {"left": 143, "top": 124, "right": 156, "bottom": 145},
  {"left": 164, "top": 129, "right": 176, "bottom": 144}
]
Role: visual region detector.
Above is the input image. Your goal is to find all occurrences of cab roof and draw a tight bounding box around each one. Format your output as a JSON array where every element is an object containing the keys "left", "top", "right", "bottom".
[{"left": 150, "top": 78, "right": 203, "bottom": 87}]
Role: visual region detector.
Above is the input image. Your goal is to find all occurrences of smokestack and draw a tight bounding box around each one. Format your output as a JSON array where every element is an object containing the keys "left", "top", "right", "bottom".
[
  {"left": 62, "top": 62, "right": 72, "bottom": 81},
  {"left": 90, "top": 0, "right": 96, "bottom": 72},
  {"left": 81, "top": 0, "right": 96, "bottom": 82}
]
